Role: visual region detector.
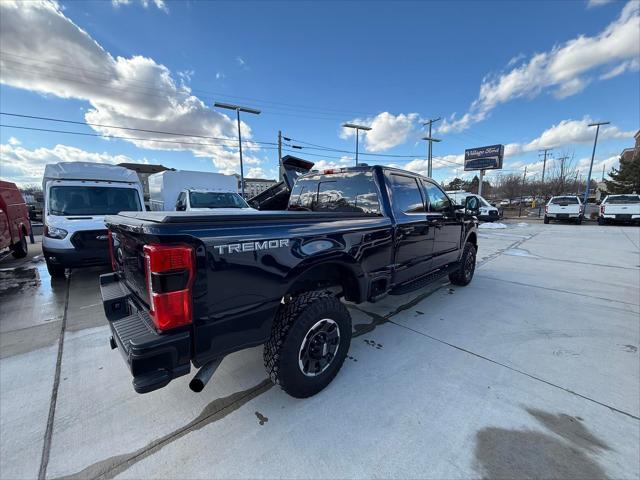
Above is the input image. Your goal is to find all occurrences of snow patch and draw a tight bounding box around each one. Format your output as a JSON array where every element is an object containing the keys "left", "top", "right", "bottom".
[
  {"left": 479, "top": 222, "right": 507, "bottom": 229},
  {"left": 503, "top": 248, "right": 536, "bottom": 258},
  {"left": 516, "top": 223, "right": 529, "bottom": 227}
]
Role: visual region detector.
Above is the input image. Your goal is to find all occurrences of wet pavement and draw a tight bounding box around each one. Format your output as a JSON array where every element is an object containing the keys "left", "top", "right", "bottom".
[{"left": 1, "top": 224, "right": 638, "bottom": 479}]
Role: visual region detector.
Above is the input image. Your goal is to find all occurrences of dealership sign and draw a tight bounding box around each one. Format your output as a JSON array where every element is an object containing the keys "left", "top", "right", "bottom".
[{"left": 464, "top": 144, "right": 504, "bottom": 171}]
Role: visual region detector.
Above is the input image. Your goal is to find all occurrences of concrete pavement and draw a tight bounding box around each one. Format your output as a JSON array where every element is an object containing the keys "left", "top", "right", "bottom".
[{"left": 1, "top": 222, "right": 638, "bottom": 479}]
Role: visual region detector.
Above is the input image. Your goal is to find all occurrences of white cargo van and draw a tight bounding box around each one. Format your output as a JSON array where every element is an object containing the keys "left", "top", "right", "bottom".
[
  {"left": 42, "top": 162, "right": 145, "bottom": 278},
  {"left": 148, "top": 170, "right": 254, "bottom": 212}
]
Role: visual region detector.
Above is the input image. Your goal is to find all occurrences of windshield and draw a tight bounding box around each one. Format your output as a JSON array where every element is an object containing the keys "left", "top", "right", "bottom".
[
  {"left": 550, "top": 196, "right": 579, "bottom": 205},
  {"left": 48, "top": 186, "right": 141, "bottom": 216},
  {"left": 188, "top": 191, "right": 248, "bottom": 209},
  {"left": 606, "top": 195, "right": 640, "bottom": 204},
  {"left": 478, "top": 197, "right": 491, "bottom": 207}
]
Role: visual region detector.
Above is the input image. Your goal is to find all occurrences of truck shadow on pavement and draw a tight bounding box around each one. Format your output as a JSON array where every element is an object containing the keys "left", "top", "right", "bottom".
[{"left": 474, "top": 408, "right": 611, "bottom": 480}]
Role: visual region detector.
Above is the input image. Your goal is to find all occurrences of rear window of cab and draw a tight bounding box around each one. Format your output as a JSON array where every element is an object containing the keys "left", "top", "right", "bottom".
[
  {"left": 288, "top": 171, "right": 381, "bottom": 214},
  {"left": 550, "top": 196, "right": 579, "bottom": 204}
]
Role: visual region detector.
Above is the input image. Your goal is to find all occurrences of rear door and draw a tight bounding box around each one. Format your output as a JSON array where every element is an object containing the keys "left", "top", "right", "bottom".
[
  {"left": 421, "top": 180, "right": 463, "bottom": 267},
  {"left": 387, "top": 173, "right": 434, "bottom": 284}
]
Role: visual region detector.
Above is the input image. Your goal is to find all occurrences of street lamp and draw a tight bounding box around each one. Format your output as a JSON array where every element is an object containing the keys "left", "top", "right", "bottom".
[
  {"left": 583, "top": 121, "right": 609, "bottom": 206},
  {"left": 342, "top": 123, "right": 372, "bottom": 166},
  {"left": 214, "top": 102, "right": 261, "bottom": 198}
]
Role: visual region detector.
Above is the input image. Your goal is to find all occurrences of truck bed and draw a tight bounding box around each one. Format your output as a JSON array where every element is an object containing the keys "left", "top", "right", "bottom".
[{"left": 107, "top": 210, "right": 382, "bottom": 225}]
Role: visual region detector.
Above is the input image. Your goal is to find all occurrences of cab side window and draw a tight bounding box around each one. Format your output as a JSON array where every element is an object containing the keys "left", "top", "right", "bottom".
[
  {"left": 389, "top": 174, "right": 425, "bottom": 214},
  {"left": 422, "top": 181, "right": 451, "bottom": 213},
  {"left": 176, "top": 191, "right": 186, "bottom": 211}
]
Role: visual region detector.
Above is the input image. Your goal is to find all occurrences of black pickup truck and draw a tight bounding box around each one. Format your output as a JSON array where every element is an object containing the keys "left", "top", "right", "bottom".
[{"left": 100, "top": 166, "right": 480, "bottom": 398}]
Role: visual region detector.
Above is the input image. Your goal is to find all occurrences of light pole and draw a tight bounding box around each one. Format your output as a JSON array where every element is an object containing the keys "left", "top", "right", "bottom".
[
  {"left": 342, "top": 123, "right": 372, "bottom": 166},
  {"left": 423, "top": 118, "right": 441, "bottom": 178},
  {"left": 583, "top": 121, "right": 609, "bottom": 207},
  {"left": 214, "top": 102, "right": 261, "bottom": 198}
]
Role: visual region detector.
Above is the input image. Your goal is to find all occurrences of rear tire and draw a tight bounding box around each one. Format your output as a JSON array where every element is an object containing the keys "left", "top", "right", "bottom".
[
  {"left": 11, "top": 231, "right": 28, "bottom": 259},
  {"left": 543, "top": 216, "right": 549, "bottom": 224},
  {"left": 449, "top": 242, "right": 476, "bottom": 287},
  {"left": 46, "top": 261, "right": 66, "bottom": 279},
  {"left": 598, "top": 217, "right": 606, "bottom": 226},
  {"left": 264, "top": 291, "right": 351, "bottom": 398},
  {"left": 575, "top": 216, "right": 582, "bottom": 225}
]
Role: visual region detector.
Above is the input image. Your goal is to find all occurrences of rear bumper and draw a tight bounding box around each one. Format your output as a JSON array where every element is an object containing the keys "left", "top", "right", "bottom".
[
  {"left": 100, "top": 273, "right": 191, "bottom": 393},
  {"left": 601, "top": 214, "right": 640, "bottom": 221},
  {"left": 546, "top": 213, "right": 581, "bottom": 218},
  {"left": 43, "top": 246, "right": 110, "bottom": 268}
]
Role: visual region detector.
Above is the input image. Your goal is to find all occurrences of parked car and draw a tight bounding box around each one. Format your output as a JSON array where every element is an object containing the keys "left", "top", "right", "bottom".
[
  {"left": 148, "top": 170, "right": 251, "bottom": 212},
  {"left": 42, "top": 162, "right": 145, "bottom": 278},
  {"left": 598, "top": 194, "right": 640, "bottom": 225},
  {"left": 499, "top": 199, "right": 510, "bottom": 207},
  {"left": 101, "top": 166, "right": 480, "bottom": 398},
  {"left": 0, "top": 180, "right": 31, "bottom": 259},
  {"left": 446, "top": 191, "right": 501, "bottom": 221},
  {"left": 544, "top": 196, "right": 584, "bottom": 224}
]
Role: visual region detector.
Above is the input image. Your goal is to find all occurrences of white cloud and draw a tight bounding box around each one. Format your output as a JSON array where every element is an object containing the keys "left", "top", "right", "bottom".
[
  {"left": 439, "top": 1, "right": 640, "bottom": 133},
  {"left": 600, "top": 58, "right": 640, "bottom": 79},
  {"left": 235, "top": 57, "right": 249, "bottom": 70},
  {"left": 575, "top": 154, "right": 620, "bottom": 174},
  {"left": 216, "top": 72, "right": 226, "bottom": 80},
  {"left": 403, "top": 154, "right": 465, "bottom": 177},
  {"left": 587, "top": 0, "right": 614, "bottom": 8},
  {"left": 7, "top": 137, "right": 21, "bottom": 146},
  {"left": 0, "top": 140, "right": 146, "bottom": 185},
  {"left": 523, "top": 117, "right": 634, "bottom": 150},
  {"left": 112, "top": 0, "right": 167, "bottom": 12},
  {"left": 246, "top": 167, "right": 266, "bottom": 178},
  {"left": 0, "top": 0, "right": 257, "bottom": 177},
  {"left": 402, "top": 117, "right": 632, "bottom": 179},
  {"left": 340, "top": 112, "right": 420, "bottom": 152}
]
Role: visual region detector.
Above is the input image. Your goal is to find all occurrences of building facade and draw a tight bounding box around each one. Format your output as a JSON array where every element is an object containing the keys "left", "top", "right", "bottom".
[{"left": 235, "top": 175, "right": 278, "bottom": 199}]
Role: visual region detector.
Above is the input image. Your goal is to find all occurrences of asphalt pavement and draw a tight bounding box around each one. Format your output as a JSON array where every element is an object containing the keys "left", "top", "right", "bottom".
[{"left": 1, "top": 223, "right": 638, "bottom": 479}]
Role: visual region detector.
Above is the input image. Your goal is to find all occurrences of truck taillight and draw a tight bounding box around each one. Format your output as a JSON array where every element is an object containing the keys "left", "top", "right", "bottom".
[
  {"left": 107, "top": 230, "right": 117, "bottom": 272},
  {"left": 143, "top": 244, "right": 195, "bottom": 331},
  {"left": 600, "top": 205, "right": 605, "bottom": 215},
  {"left": 545, "top": 205, "right": 548, "bottom": 214}
]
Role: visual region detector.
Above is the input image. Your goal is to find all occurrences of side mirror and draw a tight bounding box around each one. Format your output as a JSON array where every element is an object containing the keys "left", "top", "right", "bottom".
[
  {"left": 175, "top": 200, "right": 186, "bottom": 211},
  {"left": 465, "top": 196, "right": 480, "bottom": 217}
]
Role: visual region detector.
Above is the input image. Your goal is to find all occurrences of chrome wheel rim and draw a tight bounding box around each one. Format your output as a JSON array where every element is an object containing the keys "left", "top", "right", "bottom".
[{"left": 298, "top": 318, "right": 340, "bottom": 377}]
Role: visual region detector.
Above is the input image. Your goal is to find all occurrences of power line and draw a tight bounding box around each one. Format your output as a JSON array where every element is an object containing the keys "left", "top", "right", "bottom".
[
  {"left": 285, "top": 135, "right": 463, "bottom": 163},
  {"left": 0, "top": 124, "right": 278, "bottom": 150},
  {"left": 0, "top": 112, "right": 277, "bottom": 146}
]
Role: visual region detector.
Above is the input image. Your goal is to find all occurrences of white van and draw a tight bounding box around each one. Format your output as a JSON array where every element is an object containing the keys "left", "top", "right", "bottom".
[
  {"left": 42, "top": 162, "right": 145, "bottom": 278},
  {"left": 148, "top": 170, "right": 254, "bottom": 212}
]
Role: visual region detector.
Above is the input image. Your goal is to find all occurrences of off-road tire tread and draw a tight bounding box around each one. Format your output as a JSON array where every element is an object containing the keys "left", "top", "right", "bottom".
[
  {"left": 449, "top": 242, "right": 476, "bottom": 286},
  {"left": 264, "top": 290, "right": 351, "bottom": 397}
]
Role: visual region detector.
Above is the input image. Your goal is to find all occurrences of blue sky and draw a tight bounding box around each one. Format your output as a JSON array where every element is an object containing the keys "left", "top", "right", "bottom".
[{"left": 1, "top": 0, "right": 638, "bottom": 186}]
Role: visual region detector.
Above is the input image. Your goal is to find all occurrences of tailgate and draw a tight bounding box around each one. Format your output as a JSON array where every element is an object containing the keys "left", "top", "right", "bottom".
[
  {"left": 100, "top": 272, "right": 191, "bottom": 393},
  {"left": 109, "top": 227, "right": 151, "bottom": 307}
]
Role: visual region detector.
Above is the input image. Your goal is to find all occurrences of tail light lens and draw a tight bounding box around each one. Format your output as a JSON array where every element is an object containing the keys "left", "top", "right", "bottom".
[
  {"left": 143, "top": 244, "right": 195, "bottom": 331},
  {"left": 545, "top": 205, "right": 548, "bottom": 214},
  {"left": 107, "top": 230, "right": 117, "bottom": 272},
  {"left": 600, "top": 205, "right": 605, "bottom": 215}
]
